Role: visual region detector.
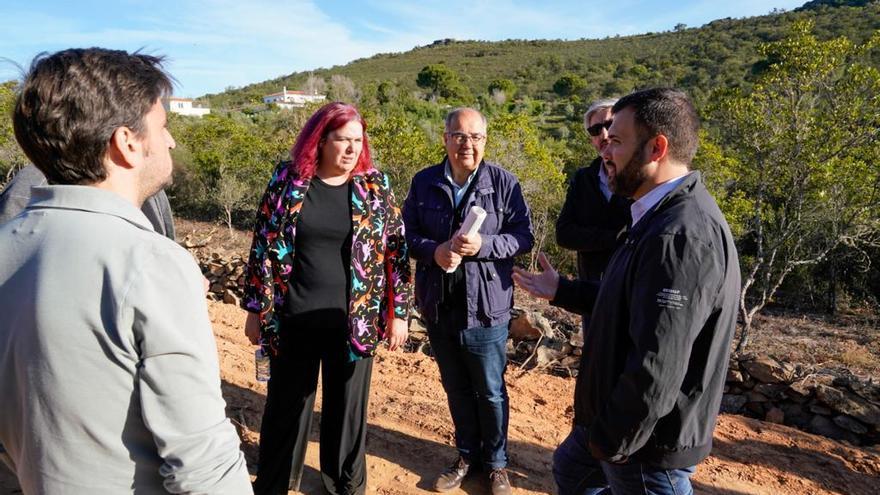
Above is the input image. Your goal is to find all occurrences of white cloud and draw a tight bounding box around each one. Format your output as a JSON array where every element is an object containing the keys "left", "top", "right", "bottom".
[{"left": 0, "top": 0, "right": 810, "bottom": 95}]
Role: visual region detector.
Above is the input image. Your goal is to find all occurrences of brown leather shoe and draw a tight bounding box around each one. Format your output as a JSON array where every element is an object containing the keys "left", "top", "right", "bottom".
[
  {"left": 432, "top": 457, "right": 470, "bottom": 492},
  {"left": 489, "top": 468, "right": 512, "bottom": 495}
]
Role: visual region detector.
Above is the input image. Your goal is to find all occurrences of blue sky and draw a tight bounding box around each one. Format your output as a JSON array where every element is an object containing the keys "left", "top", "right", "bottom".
[{"left": 1, "top": 0, "right": 806, "bottom": 97}]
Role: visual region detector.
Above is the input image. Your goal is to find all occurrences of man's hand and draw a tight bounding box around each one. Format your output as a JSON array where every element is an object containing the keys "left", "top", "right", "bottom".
[
  {"left": 512, "top": 252, "right": 560, "bottom": 301},
  {"left": 434, "top": 240, "right": 463, "bottom": 271},
  {"left": 385, "top": 318, "right": 408, "bottom": 351},
  {"left": 244, "top": 311, "right": 261, "bottom": 345},
  {"left": 451, "top": 232, "right": 482, "bottom": 257}
]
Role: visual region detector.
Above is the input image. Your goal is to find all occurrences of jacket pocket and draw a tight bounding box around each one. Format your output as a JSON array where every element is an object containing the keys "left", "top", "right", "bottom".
[{"left": 477, "top": 260, "right": 512, "bottom": 318}]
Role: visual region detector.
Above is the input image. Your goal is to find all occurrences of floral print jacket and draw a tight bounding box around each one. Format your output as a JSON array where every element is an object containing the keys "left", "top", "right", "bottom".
[{"left": 242, "top": 161, "right": 411, "bottom": 359}]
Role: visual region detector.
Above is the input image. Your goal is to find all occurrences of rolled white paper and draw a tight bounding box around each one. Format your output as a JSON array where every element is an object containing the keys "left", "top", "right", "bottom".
[
  {"left": 458, "top": 205, "right": 487, "bottom": 237},
  {"left": 445, "top": 206, "right": 487, "bottom": 273}
]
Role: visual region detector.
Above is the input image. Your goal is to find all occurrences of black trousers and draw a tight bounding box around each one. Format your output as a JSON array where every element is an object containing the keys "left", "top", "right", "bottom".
[{"left": 253, "top": 327, "right": 373, "bottom": 495}]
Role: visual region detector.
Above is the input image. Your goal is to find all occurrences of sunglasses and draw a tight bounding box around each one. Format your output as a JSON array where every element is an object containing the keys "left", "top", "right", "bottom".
[{"left": 587, "top": 120, "right": 613, "bottom": 137}]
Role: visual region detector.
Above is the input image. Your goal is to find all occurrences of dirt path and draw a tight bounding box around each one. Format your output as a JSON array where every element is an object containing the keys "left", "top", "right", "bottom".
[
  {"left": 211, "top": 302, "right": 880, "bottom": 495},
  {"left": 2, "top": 301, "right": 878, "bottom": 494}
]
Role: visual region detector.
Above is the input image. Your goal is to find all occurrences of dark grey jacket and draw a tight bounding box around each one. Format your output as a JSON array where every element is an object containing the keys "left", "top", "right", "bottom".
[
  {"left": 553, "top": 172, "right": 740, "bottom": 469},
  {"left": 0, "top": 165, "right": 175, "bottom": 240},
  {"left": 403, "top": 160, "right": 533, "bottom": 328}
]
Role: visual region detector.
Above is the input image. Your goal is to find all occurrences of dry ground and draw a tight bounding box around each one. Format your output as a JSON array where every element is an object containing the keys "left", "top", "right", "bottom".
[
  {"left": 218, "top": 302, "right": 880, "bottom": 495},
  {"left": 2, "top": 299, "right": 878, "bottom": 494}
]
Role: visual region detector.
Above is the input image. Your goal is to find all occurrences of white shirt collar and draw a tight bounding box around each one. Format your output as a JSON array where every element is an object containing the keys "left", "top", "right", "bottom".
[
  {"left": 630, "top": 172, "right": 691, "bottom": 227},
  {"left": 443, "top": 159, "right": 478, "bottom": 208}
]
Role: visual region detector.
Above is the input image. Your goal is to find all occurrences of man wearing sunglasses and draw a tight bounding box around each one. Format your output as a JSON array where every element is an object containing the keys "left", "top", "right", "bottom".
[
  {"left": 555, "top": 98, "right": 632, "bottom": 340},
  {"left": 402, "top": 107, "right": 533, "bottom": 495},
  {"left": 514, "top": 88, "right": 740, "bottom": 495}
]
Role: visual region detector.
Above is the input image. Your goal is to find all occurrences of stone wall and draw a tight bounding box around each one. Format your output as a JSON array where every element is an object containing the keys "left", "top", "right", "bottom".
[
  {"left": 196, "top": 251, "right": 246, "bottom": 307},
  {"left": 724, "top": 355, "right": 879, "bottom": 446}
]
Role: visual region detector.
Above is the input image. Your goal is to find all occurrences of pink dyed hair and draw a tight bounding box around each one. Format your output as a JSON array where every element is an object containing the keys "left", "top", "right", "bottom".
[{"left": 290, "top": 101, "right": 374, "bottom": 179}]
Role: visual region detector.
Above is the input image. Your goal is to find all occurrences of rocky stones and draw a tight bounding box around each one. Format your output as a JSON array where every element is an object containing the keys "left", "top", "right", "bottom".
[
  {"left": 724, "top": 354, "right": 878, "bottom": 446},
  {"left": 535, "top": 339, "right": 569, "bottom": 367},
  {"left": 222, "top": 289, "right": 240, "bottom": 306},
  {"left": 194, "top": 251, "right": 247, "bottom": 305},
  {"left": 765, "top": 407, "right": 785, "bottom": 424},
  {"left": 721, "top": 394, "right": 748, "bottom": 413},
  {"left": 509, "top": 311, "right": 551, "bottom": 341},
  {"left": 834, "top": 415, "right": 869, "bottom": 435},
  {"left": 741, "top": 356, "right": 795, "bottom": 384},
  {"left": 727, "top": 369, "right": 744, "bottom": 384},
  {"left": 814, "top": 384, "right": 880, "bottom": 427}
]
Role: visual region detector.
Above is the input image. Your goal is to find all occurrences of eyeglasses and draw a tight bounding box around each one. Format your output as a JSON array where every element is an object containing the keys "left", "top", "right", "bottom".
[
  {"left": 586, "top": 120, "right": 613, "bottom": 137},
  {"left": 447, "top": 132, "right": 486, "bottom": 145}
]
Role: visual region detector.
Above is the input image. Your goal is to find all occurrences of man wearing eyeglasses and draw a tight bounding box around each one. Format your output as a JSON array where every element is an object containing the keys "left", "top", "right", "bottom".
[
  {"left": 402, "top": 107, "right": 533, "bottom": 495},
  {"left": 555, "top": 98, "right": 632, "bottom": 342}
]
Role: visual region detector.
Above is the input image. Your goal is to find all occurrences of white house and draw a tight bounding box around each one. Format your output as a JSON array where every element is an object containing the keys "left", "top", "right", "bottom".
[
  {"left": 263, "top": 87, "right": 326, "bottom": 109},
  {"left": 163, "top": 97, "right": 211, "bottom": 117}
]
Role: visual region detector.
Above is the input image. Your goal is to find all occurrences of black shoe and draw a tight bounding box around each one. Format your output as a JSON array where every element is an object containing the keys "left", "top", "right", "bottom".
[
  {"left": 489, "top": 468, "right": 511, "bottom": 495},
  {"left": 432, "top": 456, "right": 470, "bottom": 492}
]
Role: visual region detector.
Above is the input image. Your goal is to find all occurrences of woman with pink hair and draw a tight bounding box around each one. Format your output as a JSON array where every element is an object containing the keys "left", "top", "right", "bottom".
[{"left": 242, "top": 102, "right": 411, "bottom": 494}]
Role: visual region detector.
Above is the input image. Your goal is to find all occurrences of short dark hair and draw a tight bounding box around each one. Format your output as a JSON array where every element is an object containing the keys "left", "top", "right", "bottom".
[
  {"left": 13, "top": 48, "right": 173, "bottom": 185},
  {"left": 612, "top": 88, "right": 700, "bottom": 165}
]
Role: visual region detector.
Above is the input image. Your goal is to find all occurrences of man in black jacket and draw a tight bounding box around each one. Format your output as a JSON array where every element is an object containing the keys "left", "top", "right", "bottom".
[
  {"left": 555, "top": 98, "right": 631, "bottom": 340},
  {"left": 514, "top": 88, "right": 740, "bottom": 495}
]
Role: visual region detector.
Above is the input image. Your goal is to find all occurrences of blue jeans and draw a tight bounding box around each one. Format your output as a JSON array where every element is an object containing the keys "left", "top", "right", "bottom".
[
  {"left": 554, "top": 426, "right": 695, "bottom": 495},
  {"left": 427, "top": 318, "right": 509, "bottom": 470}
]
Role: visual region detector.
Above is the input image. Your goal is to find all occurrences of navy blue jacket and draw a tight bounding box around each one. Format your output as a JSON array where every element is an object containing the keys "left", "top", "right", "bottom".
[{"left": 402, "top": 160, "right": 533, "bottom": 328}]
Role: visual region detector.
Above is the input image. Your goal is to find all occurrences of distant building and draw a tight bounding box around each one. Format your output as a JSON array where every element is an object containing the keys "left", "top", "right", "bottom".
[
  {"left": 163, "top": 97, "right": 210, "bottom": 117},
  {"left": 263, "top": 86, "right": 326, "bottom": 109}
]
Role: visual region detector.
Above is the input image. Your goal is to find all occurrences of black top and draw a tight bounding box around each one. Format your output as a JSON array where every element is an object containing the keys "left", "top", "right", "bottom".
[
  {"left": 285, "top": 177, "right": 353, "bottom": 330},
  {"left": 555, "top": 157, "right": 631, "bottom": 283},
  {"left": 439, "top": 167, "right": 481, "bottom": 332},
  {"left": 552, "top": 172, "right": 741, "bottom": 469}
]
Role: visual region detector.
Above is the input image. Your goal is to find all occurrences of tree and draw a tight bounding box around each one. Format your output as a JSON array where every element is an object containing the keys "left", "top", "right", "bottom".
[
  {"left": 303, "top": 74, "right": 327, "bottom": 95},
  {"left": 416, "top": 64, "right": 471, "bottom": 102},
  {"left": 488, "top": 78, "right": 517, "bottom": 101},
  {"left": 703, "top": 21, "right": 880, "bottom": 351},
  {"left": 0, "top": 81, "right": 28, "bottom": 186},
  {"left": 328, "top": 74, "right": 359, "bottom": 103},
  {"left": 168, "top": 113, "right": 282, "bottom": 227},
  {"left": 376, "top": 81, "right": 397, "bottom": 105},
  {"left": 487, "top": 113, "right": 566, "bottom": 269},
  {"left": 552, "top": 73, "right": 587, "bottom": 97},
  {"left": 368, "top": 112, "right": 438, "bottom": 198}
]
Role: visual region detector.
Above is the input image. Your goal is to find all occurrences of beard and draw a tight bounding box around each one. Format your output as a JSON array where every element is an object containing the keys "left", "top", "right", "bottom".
[
  {"left": 138, "top": 147, "right": 173, "bottom": 205},
  {"left": 608, "top": 140, "right": 649, "bottom": 198}
]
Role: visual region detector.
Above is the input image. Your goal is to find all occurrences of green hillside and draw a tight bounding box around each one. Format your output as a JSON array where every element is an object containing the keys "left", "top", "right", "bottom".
[
  {"left": 204, "top": 1, "right": 880, "bottom": 110},
  {"left": 1, "top": 1, "right": 878, "bottom": 345}
]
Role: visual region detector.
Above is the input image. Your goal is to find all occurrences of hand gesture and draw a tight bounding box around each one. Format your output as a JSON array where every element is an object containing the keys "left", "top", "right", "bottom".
[{"left": 512, "top": 252, "right": 560, "bottom": 301}]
